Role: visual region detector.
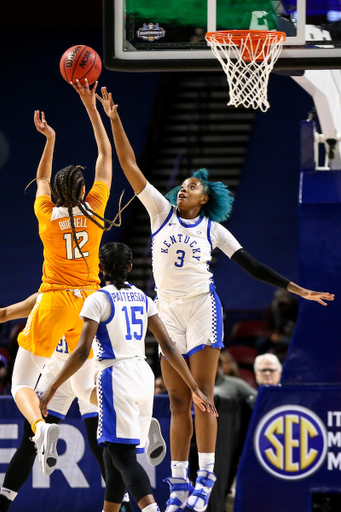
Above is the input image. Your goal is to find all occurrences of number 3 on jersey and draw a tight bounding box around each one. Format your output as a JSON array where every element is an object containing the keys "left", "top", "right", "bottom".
[
  {"left": 64, "top": 231, "right": 89, "bottom": 260},
  {"left": 175, "top": 249, "right": 185, "bottom": 268}
]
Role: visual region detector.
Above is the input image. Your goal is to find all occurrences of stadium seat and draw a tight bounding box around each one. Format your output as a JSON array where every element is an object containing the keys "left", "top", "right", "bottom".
[
  {"left": 227, "top": 345, "right": 258, "bottom": 367},
  {"left": 238, "top": 368, "right": 257, "bottom": 389},
  {"left": 229, "top": 320, "right": 268, "bottom": 341}
]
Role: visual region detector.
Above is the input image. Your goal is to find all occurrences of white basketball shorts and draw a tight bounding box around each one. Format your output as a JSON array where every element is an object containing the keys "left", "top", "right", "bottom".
[
  {"left": 156, "top": 290, "right": 224, "bottom": 358},
  {"left": 36, "top": 357, "right": 98, "bottom": 418},
  {"left": 97, "top": 357, "right": 154, "bottom": 453}
]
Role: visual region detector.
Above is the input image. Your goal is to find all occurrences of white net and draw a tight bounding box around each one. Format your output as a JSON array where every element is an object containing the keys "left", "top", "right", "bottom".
[{"left": 205, "top": 31, "right": 286, "bottom": 112}]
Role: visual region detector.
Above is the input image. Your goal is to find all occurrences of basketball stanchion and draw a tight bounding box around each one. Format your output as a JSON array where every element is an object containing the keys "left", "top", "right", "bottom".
[{"left": 205, "top": 30, "right": 286, "bottom": 112}]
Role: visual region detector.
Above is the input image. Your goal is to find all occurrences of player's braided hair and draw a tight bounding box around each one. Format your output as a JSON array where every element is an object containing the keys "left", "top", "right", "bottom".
[
  {"left": 165, "top": 168, "right": 234, "bottom": 223},
  {"left": 53, "top": 165, "right": 112, "bottom": 280},
  {"left": 53, "top": 165, "right": 114, "bottom": 229},
  {"left": 53, "top": 165, "right": 134, "bottom": 282},
  {"left": 99, "top": 242, "right": 132, "bottom": 290}
]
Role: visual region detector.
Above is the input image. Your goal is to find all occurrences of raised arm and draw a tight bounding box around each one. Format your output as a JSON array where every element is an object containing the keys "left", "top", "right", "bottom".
[
  {"left": 72, "top": 80, "right": 112, "bottom": 188},
  {"left": 34, "top": 111, "right": 55, "bottom": 198},
  {"left": 0, "top": 292, "right": 39, "bottom": 323},
  {"left": 148, "top": 314, "right": 218, "bottom": 416},
  {"left": 231, "top": 248, "right": 335, "bottom": 306},
  {"left": 96, "top": 87, "right": 147, "bottom": 194}
]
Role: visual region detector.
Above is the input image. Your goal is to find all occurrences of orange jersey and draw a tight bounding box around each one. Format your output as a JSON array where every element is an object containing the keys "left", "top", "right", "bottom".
[{"left": 35, "top": 181, "right": 110, "bottom": 291}]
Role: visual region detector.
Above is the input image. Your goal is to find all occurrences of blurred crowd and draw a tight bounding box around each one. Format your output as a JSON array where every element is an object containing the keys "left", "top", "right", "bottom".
[{"left": 0, "top": 313, "right": 24, "bottom": 396}]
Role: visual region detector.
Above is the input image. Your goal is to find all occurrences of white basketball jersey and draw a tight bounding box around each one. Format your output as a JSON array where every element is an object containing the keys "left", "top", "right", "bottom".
[
  {"left": 81, "top": 283, "right": 157, "bottom": 363},
  {"left": 151, "top": 206, "right": 214, "bottom": 302}
]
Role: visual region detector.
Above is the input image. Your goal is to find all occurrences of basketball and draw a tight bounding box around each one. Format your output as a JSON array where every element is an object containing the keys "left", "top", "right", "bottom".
[{"left": 59, "top": 45, "right": 102, "bottom": 85}]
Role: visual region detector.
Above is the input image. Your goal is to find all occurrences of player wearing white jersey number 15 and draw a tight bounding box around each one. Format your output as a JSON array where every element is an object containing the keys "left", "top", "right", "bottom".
[{"left": 0, "top": 294, "right": 133, "bottom": 512}]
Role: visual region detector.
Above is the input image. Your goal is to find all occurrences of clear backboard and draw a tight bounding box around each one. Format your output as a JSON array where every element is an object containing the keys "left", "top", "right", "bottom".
[{"left": 103, "top": 0, "right": 341, "bottom": 71}]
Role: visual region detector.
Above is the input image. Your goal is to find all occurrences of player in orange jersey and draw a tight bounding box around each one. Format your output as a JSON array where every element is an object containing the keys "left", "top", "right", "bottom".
[{"left": 11, "top": 79, "right": 115, "bottom": 476}]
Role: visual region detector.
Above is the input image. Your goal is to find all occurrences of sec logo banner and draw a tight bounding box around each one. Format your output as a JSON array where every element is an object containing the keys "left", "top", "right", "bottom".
[{"left": 254, "top": 405, "right": 327, "bottom": 480}]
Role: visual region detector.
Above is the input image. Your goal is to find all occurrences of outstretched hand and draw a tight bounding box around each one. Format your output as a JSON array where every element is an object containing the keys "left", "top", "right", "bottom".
[
  {"left": 34, "top": 110, "right": 55, "bottom": 140},
  {"left": 71, "top": 78, "right": 98, "bottom": 109},
  {"left": 192, "top": 389, "right": 218, "bottom": 417},
  {"left": 39, "top": 386, "right": 56, "bottom": 417},
  {"left": 96, "top": 87, "right": 118, "bottom": 119},
  {"left": 300, "top": 289, "right": 335, "bottom": 306}
]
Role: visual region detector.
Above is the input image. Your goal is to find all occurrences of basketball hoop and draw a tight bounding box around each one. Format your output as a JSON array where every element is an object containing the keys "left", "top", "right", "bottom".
[{"left": 205, "top": 30, "right": 286, "bottom": 112}]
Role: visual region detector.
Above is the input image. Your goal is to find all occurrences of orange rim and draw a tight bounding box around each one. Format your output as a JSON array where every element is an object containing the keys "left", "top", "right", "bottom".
[{"left": 205, "top": 29, "right": 286, "bottom": 46}]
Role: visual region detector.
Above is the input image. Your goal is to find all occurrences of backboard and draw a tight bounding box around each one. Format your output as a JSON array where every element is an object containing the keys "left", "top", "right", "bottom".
[{"left": 103, "top": 0, "right": 341, "bottom": 71}]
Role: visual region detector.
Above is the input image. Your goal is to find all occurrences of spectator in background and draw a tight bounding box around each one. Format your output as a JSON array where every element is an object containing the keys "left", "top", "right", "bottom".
[
  {"left": 0, "top": 354, "right": 10, "bottom": 395},
  {"left": 0, "top": 303, "right": 20, "bottom": 395},
  {"left": 154, "top": 375, "right": 168, "bottom": 395},
  {"left": 4, "top": 322, "right": 24, "bottom": 395},
  {"left": 214, "top": 354, "right": 257, "bottom": 403},
  {"left": 256, "top": 288, "right": 298, "bottom": 359},
  {"left": 218, "top": 350, "right": 240, "bottom": 377},
  {"left": 254, "top": 354, "right": 282, "bottom": 386},
  {"left": 0, "top": 305, "right": 3, "bottom": 344},
  {"left": 0, "top": 314, "right": 25, "bottom": 396}
]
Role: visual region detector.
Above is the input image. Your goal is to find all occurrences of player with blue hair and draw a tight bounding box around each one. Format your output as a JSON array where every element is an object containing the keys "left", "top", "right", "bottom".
[
  {"left": 165, "top": 168, "right": 234, "bottom": 223},
  {"left": 97, "top": 87, "right": 334, "bottom": 512}
]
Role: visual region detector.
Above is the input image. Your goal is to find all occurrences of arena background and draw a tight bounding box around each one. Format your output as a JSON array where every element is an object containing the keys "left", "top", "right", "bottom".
[{"left": 0, "top": 0, "right": 313, "bottom": 311}]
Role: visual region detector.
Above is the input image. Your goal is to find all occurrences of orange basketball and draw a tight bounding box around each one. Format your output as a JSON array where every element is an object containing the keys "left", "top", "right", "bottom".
[{"left": 59, "top": 45, "right": 102, "bottom": 85}]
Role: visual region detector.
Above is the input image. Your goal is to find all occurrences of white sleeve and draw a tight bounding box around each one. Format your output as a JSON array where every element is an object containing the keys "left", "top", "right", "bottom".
[
  {"left": 147, "top": 297, "right": 159, "bottom": 318},
  {"left": 137, "top": 181, "right": 173, "bottom": 232},
  {"left": 80, "top": 291, "right": 112, "bottom": 323},
  {"left": 137, "top": 181, "right": 170, "bottom": 216},
  {"left": 210, "top": 222, "right": 242, "bottom": 258}
]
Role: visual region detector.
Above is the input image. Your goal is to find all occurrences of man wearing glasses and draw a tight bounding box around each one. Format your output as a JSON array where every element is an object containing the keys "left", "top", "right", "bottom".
[{"left": 254, "top": 354, "right": 282, "bottom": 386}]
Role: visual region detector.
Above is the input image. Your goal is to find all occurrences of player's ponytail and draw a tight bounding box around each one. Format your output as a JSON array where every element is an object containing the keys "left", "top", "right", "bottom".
[
  {"left": 53, "top": 164, "right": 136, "bottom": 230},
  {"left": 99, "top": 242, "right": 132, "bottom": 290},
  {"left": 53, "top": 165, "right": 132, "bottom": 283},
  {"left": 54, "top": 166, "right": 91, "bottom": 279}
]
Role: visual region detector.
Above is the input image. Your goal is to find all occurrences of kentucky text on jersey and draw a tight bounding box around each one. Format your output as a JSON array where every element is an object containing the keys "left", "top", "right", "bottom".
[
  {"left": 58, "top": 217, "right": 88, "bottom": 231},
  {"left": 110, "top": 291, "right": 146, "bottom": 302},
  {"left": 161, "top": 234, "right": 201, "bottom": 260}
]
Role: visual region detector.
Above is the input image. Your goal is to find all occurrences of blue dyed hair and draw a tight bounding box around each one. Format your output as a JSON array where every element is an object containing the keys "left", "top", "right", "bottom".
[{"left": 165, "top": 168, "right": 234, "bottom": 223}]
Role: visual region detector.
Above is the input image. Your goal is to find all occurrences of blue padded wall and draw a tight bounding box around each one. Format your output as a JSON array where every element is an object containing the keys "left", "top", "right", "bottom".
[
  {"left": 282, "top": 122, "right": 341, "bottom": 384},
  {"left": 234, "top": 120, "right": 341, "bottom": 512}
]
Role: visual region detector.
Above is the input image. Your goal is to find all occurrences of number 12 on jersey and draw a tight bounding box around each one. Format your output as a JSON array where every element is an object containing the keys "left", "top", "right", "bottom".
[{"left": 64, "top": 231, "right": 89, "bottom": 260}]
